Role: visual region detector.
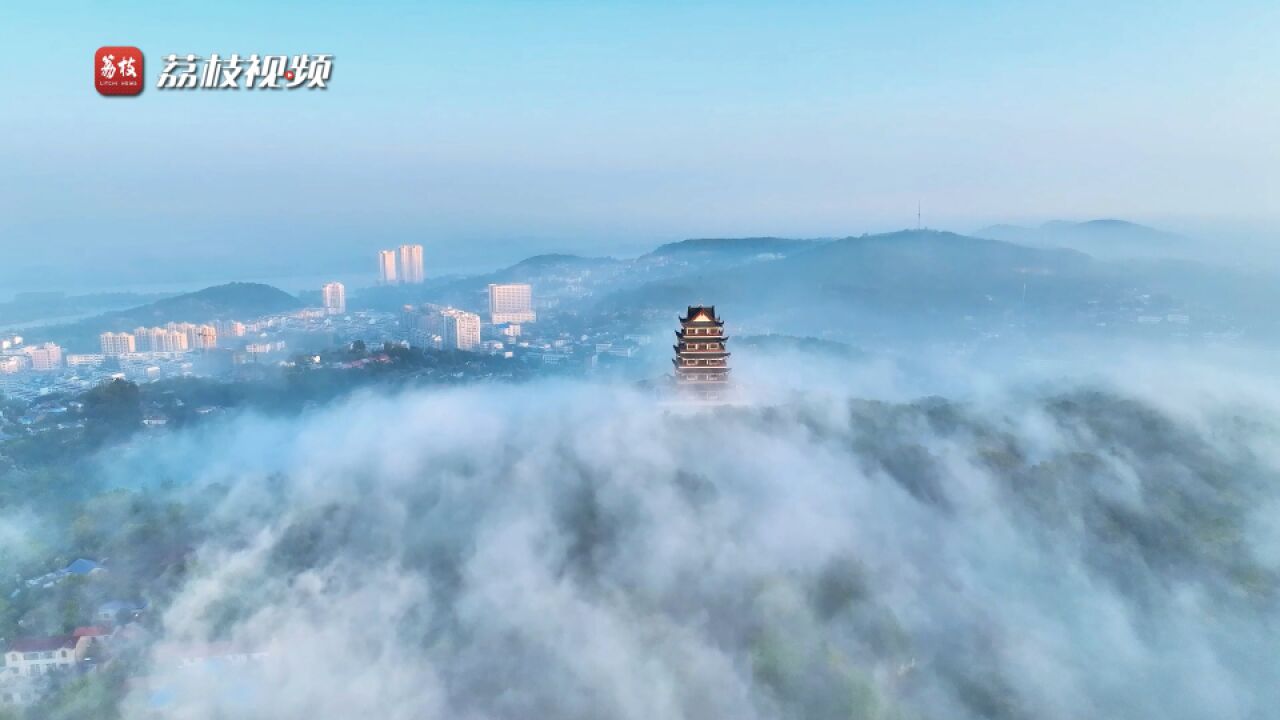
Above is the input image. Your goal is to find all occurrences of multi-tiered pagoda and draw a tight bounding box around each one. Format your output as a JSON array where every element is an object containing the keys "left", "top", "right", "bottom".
[{"left": 672, "top": 305, "right": 731, "bottom": 399}]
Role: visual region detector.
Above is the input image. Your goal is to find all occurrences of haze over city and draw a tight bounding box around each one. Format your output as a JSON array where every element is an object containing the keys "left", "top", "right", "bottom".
[{"left": 2, "top": 0, "right": 1279, "bottom": 292}]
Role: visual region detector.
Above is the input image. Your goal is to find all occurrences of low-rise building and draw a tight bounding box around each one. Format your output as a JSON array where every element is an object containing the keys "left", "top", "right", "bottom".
[{"left": 4, "top": 636, "right": 77, "bottom": 678}]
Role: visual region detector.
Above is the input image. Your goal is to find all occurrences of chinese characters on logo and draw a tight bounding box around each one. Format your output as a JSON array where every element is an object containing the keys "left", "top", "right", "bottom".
[
  {"left": 156, "top": 54, "right": 332, "bottom": 90},
  {"left": 94, "top": 46, "right": 144, "bottom": 96}
]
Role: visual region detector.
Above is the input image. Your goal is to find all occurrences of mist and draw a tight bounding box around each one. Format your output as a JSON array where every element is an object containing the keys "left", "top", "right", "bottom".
[{"left": 39, "top": 347, "right": 1272, "bottom": 720}]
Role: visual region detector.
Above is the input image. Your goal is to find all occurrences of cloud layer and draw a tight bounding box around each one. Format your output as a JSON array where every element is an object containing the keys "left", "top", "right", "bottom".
[{"left": 110, "top": 360, "right": 1280, "bottom": 720}]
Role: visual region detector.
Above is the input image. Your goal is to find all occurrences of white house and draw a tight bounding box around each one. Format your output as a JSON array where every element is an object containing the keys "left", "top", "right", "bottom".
[{"left": 3, "top": 635, "right": 77, "bottom": 678}]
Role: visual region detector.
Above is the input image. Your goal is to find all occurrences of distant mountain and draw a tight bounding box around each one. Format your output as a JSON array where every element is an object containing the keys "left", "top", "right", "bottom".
[
  {"left": 974, "top": 219, "right": 1189, "bottom": 260},
  {"left": 39, "top": 283, "right": 302, "bottom": 350},
  {"left": 598, "top": 230, "right": 1151, "bottom": 341},
  {"left": 735, "top": 334, "right": 866, "bottom": 359},
  {"left": 494, "top": 254, "right": 623, "bottom": 280},
  {"left": 614, "top": 229, "right": 1094, "bottom": 296},
  {"left": 99, "top": 283, "right": 302, "bottom": 327},
  {"left": 0, "top": 291, "right": 172, "bottom": 329},
  {"left": 646, "top": 237, "right": 820, "bottom": 260}
]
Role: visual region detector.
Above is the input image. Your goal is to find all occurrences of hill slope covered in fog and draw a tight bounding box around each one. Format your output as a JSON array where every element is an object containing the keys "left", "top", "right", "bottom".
[{"left": 24, "top": 367, "right": 1274, "bottom": 720}]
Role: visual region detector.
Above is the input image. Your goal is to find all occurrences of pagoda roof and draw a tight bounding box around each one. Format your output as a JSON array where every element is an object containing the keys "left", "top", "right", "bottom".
[{"left": 679, "top": 305, "right": 723, "bottom": 325}]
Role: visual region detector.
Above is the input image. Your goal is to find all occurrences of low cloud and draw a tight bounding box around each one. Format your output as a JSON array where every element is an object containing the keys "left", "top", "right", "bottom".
[{"left": 99, "top": 353, "right": 1280, "bottom": 720}]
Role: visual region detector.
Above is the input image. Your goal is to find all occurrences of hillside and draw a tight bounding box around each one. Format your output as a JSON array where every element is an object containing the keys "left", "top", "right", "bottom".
[
  {"left": 0, "top": 291, "right": 172, "bottom": 330},
  {"left": 590, "top": 229, "right": 1280, "bottom": 343},
  {"left": 39, "top": 283, "right": 302, "bottom": 351},
  {"left": 601, "top": 230, "right": 1107, "bottom": 331},
  {"left": 102, "top": 282, "right": 303, "bottom": 326},
  {"left": 646, "top": 237, "right": 820, "bottom": 258},
  {"left": 974, "top": 219, "right": 1189, "bottom": 260}
]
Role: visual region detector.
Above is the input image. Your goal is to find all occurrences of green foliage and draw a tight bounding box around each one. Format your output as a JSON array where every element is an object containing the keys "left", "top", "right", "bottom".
[{"left": 82, "top": 380, "right": 142, "bottom": 444}]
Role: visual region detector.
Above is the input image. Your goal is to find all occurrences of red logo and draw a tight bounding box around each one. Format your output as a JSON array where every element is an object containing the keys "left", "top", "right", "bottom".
[{"left": 95, "top": 46, "right": 144, "bottom": 96}]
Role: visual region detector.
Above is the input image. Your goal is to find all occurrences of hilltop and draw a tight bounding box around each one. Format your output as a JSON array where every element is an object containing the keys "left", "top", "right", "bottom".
[
  {"left": 646, "top": 237, "right": 820, "bottom": 258},
  {"left": 38, "top": 283, "right": 302, "bottom": 351},
  {"left": 98, "top": 283, "right": 303, "bottom": 327},
  {"left": 973, "top": 219, "right": 1190, "bottom": 260}
]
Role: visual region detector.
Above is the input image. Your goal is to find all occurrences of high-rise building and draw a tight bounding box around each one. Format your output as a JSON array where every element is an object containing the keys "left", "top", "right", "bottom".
[
  {"left": 488, "top": 283, "right": 536, "bottom": 324},
  {"left": 160, "top": 323, "right": 216, "bottom": 350},
  {"left": 99, "top": 332, "right": 136, "bottom": 356},
  {"left": 398, "top": 244, "right": 425, "bottom": 284},
  {"left": 378, "top": 250, "right": 398, "bottom": 285},
  {"left": 215, "top": 320, "right": 246, "bottom": 338},
  {"left": 672, "top": 305, "right": 730, "bottom": 400},
  {"left": 169, "top": 323, "right": 197, "bottom": 349},
  {"left": 147, "top": 327, "right": 188, "bottom": 352},
  {"left": 402, "top": 304, "right": 432, "bottom": 346},
  {"left": 132, "top": 327, "right": 152, "bottom": 351},
  {"left": 23, "top": 343, "right": 63, "bottom": 371},
  {"left": 438, "top": 308, "right": 481, "bottom": 351},
  {"left": 193, "top": 325, "right": 218, "bottom": 350},
  {"left": 321, "top": 282, "right": 346, "bottom": 315}
]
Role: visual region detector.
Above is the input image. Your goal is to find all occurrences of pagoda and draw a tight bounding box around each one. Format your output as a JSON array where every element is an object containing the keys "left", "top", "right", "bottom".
[{"left": 672, "top": 305, "right": 731, "bottom": 399}]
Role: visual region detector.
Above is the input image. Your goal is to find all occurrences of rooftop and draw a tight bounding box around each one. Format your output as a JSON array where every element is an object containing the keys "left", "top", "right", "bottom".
[
  {"left": 8, "top": 635, "right": 77, "bottom": 653},
  {"left": 679, "top": 305, "right": 723, "bottom": 325},
  {"left": 62, "top": 558, "right": 103, "bottom": 575}
]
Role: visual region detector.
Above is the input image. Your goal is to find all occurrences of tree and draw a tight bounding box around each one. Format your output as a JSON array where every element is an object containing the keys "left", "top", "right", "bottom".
[{"left": 82, "top": 380, "right": 142, "bottom": 444}]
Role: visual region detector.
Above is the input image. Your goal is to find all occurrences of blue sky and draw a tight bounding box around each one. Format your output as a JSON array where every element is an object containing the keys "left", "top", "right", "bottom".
[{"left": 1, "top": 1, "right": 1277, "bottom": 291}]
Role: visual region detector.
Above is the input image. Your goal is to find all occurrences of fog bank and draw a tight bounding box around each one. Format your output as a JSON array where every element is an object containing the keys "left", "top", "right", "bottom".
[{"left": 93, "top": 351, "right": 1280, "bottom": 720}]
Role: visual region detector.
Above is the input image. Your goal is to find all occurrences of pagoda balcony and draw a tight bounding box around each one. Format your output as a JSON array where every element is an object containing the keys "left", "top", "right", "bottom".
[
  {"left": 673, "top": 358, "right": 728, "bottom": 367},
  {"left": 673, "top": 345, "right": 729, "bottom": 355},
  {"left": 675, "top": 374, "right": 730, "bottom": 383}
]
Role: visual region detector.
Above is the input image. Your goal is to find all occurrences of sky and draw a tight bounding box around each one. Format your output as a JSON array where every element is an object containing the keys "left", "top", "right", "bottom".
[{"left": 0, "top": 0, "right": 1277, "bottom": 293}]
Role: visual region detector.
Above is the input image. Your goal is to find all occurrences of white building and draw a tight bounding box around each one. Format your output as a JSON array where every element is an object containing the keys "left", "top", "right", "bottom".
[
  {"left": 66, "top": 354, "right": 106, "bottom": 368},
  {"left": 99, "top": 332, "right": 136, "bottom": 356},
  {"left": 166, "top": 323, "right": 214, "bottom": 350},
  {"left": 3, "top": 636, "right": 77, "bottom": 678},
  {"left": 322, "top": 282, "right": 346, "bottom": 315},
  {"left": 0, "top": 356, "right": 29, "bottom": 374},
  {"left": 215, "top": 319, "right": 246, "bottom": 338},
  {"left": 144, "top": 327, "right": 189, "bottom": 352},
  {"left": 438, "top": 308, "right": 481, "bottom": 351},
  {"left": 22, "top": 343, "right": 62, "bottom": 371},
  {"left": 398, "top": 244, "right": 425, "bottom": 284},
  {"left": 488, "top": 283, "right": 536, "bottom": 324},
  {"left": 378, "top": 250, "right": 398, "bottom": 285}
]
